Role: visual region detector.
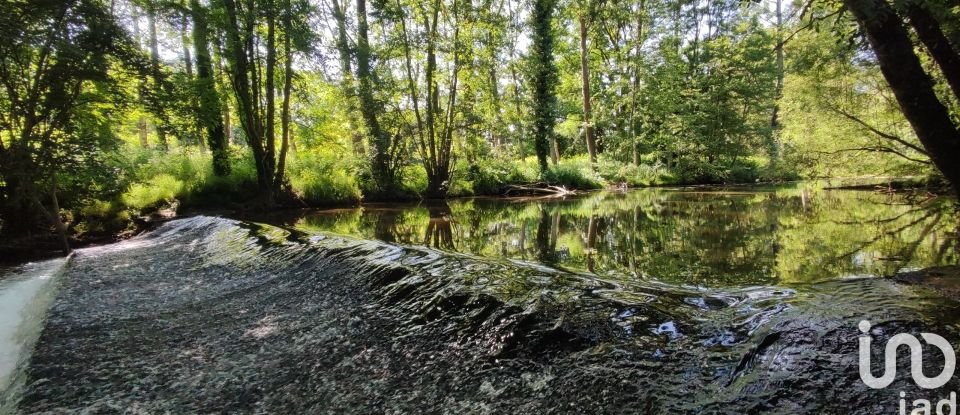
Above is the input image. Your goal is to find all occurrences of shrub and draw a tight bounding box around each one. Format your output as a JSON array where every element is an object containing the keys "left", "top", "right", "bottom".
[
  {"left": 596, "top": 156, "right": 676, "bottom": 186},
  {"left": 290, "top": 169, "right": 361, "bottom": 204},
  {"left": 75, "top": 200, "right": 132, "bottom": 235},
  {"left": 115, "top": 146, "right": 258, "bottom": 209},
  {"left": 544, "top": 156, "right": 604, "bottom": 189},
  {"left": 455, "top": 156, "right": 538, "bottom": 196},
  {"left": 121, "top": 174, "right": 184, "bottom": 210},
  {"left": 756, "top": 157, "right": 801, "bottom": 182},
  {"left": 400, "top": 164, "right": 428, "bottom": 196},
  {"left": 287, "top": 151, "right": 362, "bottom": 205},
  {"left": 190, "top": 154, "right": 258, "bottom": 204},
  {"left": 726, "top": 162, "right": 760, "bottom": 184}
]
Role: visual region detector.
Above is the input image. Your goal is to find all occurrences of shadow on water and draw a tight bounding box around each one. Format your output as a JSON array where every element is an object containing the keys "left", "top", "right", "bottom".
[{"left": 4, "top": 186, "right": 960, "bottom": 414}]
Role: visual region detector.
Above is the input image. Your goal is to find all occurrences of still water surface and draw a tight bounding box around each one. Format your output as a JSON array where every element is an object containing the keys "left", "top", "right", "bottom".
[{"left": 274, "top": 186, "right": 958, "bottom": 288}]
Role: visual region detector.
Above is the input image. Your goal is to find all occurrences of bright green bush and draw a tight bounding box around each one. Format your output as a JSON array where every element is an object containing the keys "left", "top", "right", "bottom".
[
  {"left": 191, "top": 154, "right": 258, "bottom": 202},
  {"left": 598, "top": 161, "right": 675, "bottom": 186},
  {"left": 725, "top": 162, "right": 761, "bottom": 184},
  {"left": 114, "top": 146, "right": 258, "bottom": 209},
  {"left": 286, "top": 151, "right": 362, "bottom": 204},
  {"left": 448, "top": 176, "right": 475, "bottom": 197},
  {"left": 755, "top": 156, "right": 801, "bottom": 182},
  {"left": 400, "top": 164, "right": 429, "bottom": 195},
  {"left": 121, "top": 174, "right": 184, "bottom": 210},
  {"left": 668, "top": 158, "right": 765, "bottom": 184},
  {"left": 544, "top": 156, "right": 604, "bottom": 189},
  {"left": 453, "top": 156, "right": 533, "bottom": 196},
  {"left": 75, "top": 200, "right": 132, "bottom": 235},
  {"left": 290, "top": 169, "right": 362, "bottom": 204}
]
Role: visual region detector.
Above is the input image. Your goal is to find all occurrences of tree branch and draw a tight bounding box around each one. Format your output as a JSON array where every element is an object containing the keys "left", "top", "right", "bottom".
[
  {"left": 816, "top": 146, "right": 931, "bottom": 165},
  {"left": 829, "top": 107, "right": 930, "bottom": 156},
  {"left": 780, "top": 3, "right": 840, "bottom": 49}
]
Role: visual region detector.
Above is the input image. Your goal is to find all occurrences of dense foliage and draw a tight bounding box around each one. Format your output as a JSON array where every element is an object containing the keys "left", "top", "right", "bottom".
[{"left": 1, "top": 0, "right": 958, "bottom": 252}]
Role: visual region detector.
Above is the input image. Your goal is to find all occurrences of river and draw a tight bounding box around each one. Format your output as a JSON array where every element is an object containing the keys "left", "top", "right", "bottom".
[{"left": 1, "top": 186, "right": 957, "bottom": 414}]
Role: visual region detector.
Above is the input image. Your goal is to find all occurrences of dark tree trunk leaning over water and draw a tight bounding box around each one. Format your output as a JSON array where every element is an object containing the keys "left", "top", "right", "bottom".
[
  {"left": 904, "top": 3, "right": 960, "bottom": 104},
  {"left": 843, "top": 0, "right": 960, "bottom": 195}
]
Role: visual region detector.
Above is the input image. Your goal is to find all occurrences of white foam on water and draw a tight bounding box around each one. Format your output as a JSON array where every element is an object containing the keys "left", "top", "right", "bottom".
[{"left": 0, "top": 257, "right": 68, "bottom": 411}]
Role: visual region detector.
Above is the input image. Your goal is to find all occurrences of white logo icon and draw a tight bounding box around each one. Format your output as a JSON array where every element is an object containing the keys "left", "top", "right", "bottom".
[{"left": 859, "top": 320, "right": 956, "bottom": 390}]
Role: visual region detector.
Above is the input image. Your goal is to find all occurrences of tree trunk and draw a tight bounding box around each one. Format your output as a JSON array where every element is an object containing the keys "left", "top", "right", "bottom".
[
  {"left": 397, "top": 0, "right": 428, "bottom": 183},
  {"left": 191, "top": 0, "right": 229, "bottom": 175},
  {"left": 180, "top": 5, "right": 194, "bottom": 78},
  {"left": 437, "top": 0, "right": 461, "bottom": 197},
  {"left": 222, "top": 0, "right": 273, "bottom": 203},
  {"left": 630, "top": 0, "right": 645, "bottom": 166},
  {"left": 771, "top": 0, "right": 784, "bottom": 130},
  {"left": 509, "top": 64, "right": 526, "bottom": 160},
  {"left": 844, "top": 0, "right": 960, "bottom": 195},
  {"left": 51, "top": 197, "right": 69, "bottom": 254},
  {"left": 131, "top": 4, "right": 150, "bottom": 149},
  {"left": 907, "top": 4, "right": 960, "bottom": 103},
  {"left": 224, "top": 105, "right": 232, "bottom": 144},
  {"left": 138, "top": 117, "right": 149, "bottom": 148},
  {"left": 531, "top": 0, "right": 558, "bottom": 175},
  {"left": 275, "top": 0, "right": 293, "bottom": 192},
  {"left": 579, "top": 14, "right": 597, "bottom": 165},
  {"left": 147, "top": 2, "right": 168, "bottom": 149},
  {"left": 265, "top": 0, "right": 277, "bottom": 196},
  {"left": 180, "top": 1, "right": 203, "bottom": 151},
  {"left": 357, "top": 0, "right": 393, "bottom": 193},
  {"left": 486, "top": 33, "right": 504, "bottom": 148},
  {"left": 328, "top": 0, "right": 366, "bottom": 158},
  {"left": 550, "top": 136, "right": 560, "bottom": 164},
  {"left": 46, "top": 177, "right": 70, "bottom": 254},
  {"left": 422, "top": 0, "right": 444, "bottom": 198},
  {"left": 425, "top": 1, "right": 439, "bottom": 177}
]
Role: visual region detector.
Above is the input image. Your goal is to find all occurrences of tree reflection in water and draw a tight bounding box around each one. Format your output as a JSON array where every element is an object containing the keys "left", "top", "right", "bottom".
[
  {"left": 290, "top": 187, "right": 958, "bottom": 287},
  {"left": 424, "top": 202, "right": 455, "bottom": 250}
]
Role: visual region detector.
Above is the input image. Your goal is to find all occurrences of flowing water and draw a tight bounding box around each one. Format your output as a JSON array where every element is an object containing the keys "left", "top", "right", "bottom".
[
  {"left": 0, "top": 259, "right": 68, "bottom": 414},
  {"left": 2, "top": 186, "right": 959, "bottom": 414}
]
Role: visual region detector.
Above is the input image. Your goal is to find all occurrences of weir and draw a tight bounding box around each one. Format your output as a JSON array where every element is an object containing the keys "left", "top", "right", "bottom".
[{"left": 2, "top": 216, "right": 959, "bottom": 413}]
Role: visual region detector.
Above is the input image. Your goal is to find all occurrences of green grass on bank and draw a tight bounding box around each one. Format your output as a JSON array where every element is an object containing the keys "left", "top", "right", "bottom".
[{"left": 71, "top": 146, "right": 804, "bottom": 238}]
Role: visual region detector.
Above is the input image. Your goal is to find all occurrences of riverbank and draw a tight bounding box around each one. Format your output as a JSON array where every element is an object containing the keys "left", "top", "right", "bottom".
[{"left": 1, "top": 178, "right": 950, "bottom": 266}]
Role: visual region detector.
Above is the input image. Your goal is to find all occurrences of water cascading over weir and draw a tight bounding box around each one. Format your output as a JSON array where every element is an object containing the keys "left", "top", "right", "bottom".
[{"left": 2, "top": 216, "right": 957, "bottom": 414}]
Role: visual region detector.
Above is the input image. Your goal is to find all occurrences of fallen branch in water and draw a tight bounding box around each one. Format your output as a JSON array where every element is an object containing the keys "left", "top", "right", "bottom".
[{"left": 503, "top": 183, "right": 577, "bottom": 197}]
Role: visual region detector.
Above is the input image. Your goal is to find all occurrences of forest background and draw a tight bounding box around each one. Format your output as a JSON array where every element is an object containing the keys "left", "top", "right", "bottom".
[{"left": 1, "top": 0, "right": 958, "bottom": 252}]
